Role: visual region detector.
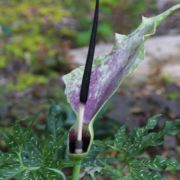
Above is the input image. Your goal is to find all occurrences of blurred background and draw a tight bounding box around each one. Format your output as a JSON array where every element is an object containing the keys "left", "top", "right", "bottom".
[{"left": 0, "top": 0, "right": 180, "bottom": 178}]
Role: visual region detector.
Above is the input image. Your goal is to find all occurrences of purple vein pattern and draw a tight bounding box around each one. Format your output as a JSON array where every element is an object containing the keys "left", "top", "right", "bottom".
[{"left": 63, "top": 5, "right": 180, "bottom": 124}]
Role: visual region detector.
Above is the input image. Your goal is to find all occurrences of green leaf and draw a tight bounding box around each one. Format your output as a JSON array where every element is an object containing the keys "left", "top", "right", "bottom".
[
  {"left": 130, "top": 169, "right": 164, "bottom": 180},
  {"left": 131, "top": 114, "right": 161, "bottom": 140},
  {"left": 47, "top": 101, "right": 75, "bottom": 139},
  {"left": 97, "top": 116, "right": 180, "bottom": 179},
  {"left": 82, "top": 140, "right": 107, "bottom": 167},
  {"left": 98, "top": 22, "right": 113, "bottom": 37},
  {"left": 162, "top": 119, "right": 180, "bottom": 135},
  {"left": 130, "top": 157, "right": 180, "bottom": 171},
  {"left": 143, "top": 114, "right": 161, "bottom": 131},
  {"left": 109, "top": 115, "right": 162, "bottom": 156},
  {"left": 21, "top": 136, "right": 43, "bottom": 168},
  {"left": 129, "top": 157, "right": 180, "bottom": 180},
  {"left": 75, "top": 30, "right": 91, "bottom": 46},
  {"left": 0, "top": 164, "right": 23, "bottom": 180},
  {"left": 80, "top": 166, "right": 103, "bottom": 180},
  {"left": 46, "top": 168, "right": 66, "bottom": 180},
  {"left": 104, "top": 165, "right": 124, "bottom": 179},
  {"left": 0, "top": 105, "right": 71, "bottom": 179},
  {"left": 0, "top": 153, "right": 18, "bottom": 166}
]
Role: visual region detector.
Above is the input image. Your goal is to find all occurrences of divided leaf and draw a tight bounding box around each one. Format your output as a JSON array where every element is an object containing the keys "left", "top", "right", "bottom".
[
  {"left": 0, "top": 103, "right": 71, "bottom": 180},
  {"left": 84, "top": 116, "right": 180, "bottom": 179}
]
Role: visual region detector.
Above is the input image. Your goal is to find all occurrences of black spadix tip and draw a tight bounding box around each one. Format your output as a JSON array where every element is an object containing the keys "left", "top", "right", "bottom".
[{"left": 80, "top": 0, "right": 99, "bottom": 104}]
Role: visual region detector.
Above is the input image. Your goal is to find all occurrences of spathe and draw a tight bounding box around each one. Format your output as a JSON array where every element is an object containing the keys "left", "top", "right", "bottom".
[{"left": 63, "top": 4, "right": 180, "bottom": 155}]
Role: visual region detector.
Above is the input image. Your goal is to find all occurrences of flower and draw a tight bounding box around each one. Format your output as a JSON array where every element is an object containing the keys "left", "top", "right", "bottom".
[{"left": 63, "top": 4, "right": 180, "bottom": 155}]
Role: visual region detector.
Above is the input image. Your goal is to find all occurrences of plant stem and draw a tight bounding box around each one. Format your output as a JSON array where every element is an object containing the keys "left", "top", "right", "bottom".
[{"left": 72, "top": 160, "right": 81, "bottom": 180}]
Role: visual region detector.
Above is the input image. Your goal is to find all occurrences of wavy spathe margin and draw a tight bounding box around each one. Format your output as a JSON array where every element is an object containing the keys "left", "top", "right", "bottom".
[{"left": 63, "top": 4, "right": 180, "bottom": 124}]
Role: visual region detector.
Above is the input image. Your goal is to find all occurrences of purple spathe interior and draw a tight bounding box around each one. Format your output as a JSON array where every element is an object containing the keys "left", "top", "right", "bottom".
[
  {"left": 69, "top": 126, "right": 91, "bottom": 154},
  {"left": 68, "top": 37, "right": 142, "bottom": 123}
]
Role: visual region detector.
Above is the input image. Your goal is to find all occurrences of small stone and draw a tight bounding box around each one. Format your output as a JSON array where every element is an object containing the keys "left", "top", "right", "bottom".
[
  {"left": 164, "top": 135, "right": 177, "bottom": 148},
  {"left": 69, "top": 35, "right": 180, "bottom": 85},
  {"left": 161, "top": 64, "right": 180, "bottom": 84}
]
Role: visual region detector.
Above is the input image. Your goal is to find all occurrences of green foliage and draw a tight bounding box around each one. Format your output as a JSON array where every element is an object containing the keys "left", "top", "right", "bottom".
[
  {"left": 165, "top": 92, "right": 179, "bottom": 101},
  {"left": 0, "top": 0, "right": 156, "bottom": 93},
  {"left": 82, "top": 115, "right": 180, "bottom": 179},
  {"left": 0, "top": 126, "right": 67, "bottom": 179},
  {"left": 98, "top": 22, "right": 113, "bottom": 38},
  {"left": 47, "top": 101, "right": 75, "bottom": 138},
  {"left": 0, "top": 0, "right": 72, "bottom": 88},
  {"left": 1, "top": 102, "right": 180, "bottom": 179},
  {"left": 0, "top": 56, "right": 8, "bottom": 68},
  {"left": 7, "top": 73, "right": 47, "bottom": 91},
  {"left": 0, "top": 102, "right": 74, "bottom": 180},
  {"left": 63, "top": 0, "right": 153, "bottom": 46},
  {"left": 75, "top": 30, "right": 91, "bottom": 46}
]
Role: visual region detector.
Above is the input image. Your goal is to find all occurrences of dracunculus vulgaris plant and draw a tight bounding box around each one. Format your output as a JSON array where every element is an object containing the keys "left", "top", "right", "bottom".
[{"left": 62, "top": 2, "right": 180, "bottom": 179}]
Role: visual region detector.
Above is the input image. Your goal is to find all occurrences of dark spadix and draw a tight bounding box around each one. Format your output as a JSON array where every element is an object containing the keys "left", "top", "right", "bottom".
[
  {"left": 68, "top": 0, "right": 99, "bottom": 156},
  {"left": 63, "top": 4, "right": 180, "bottom": 158}
]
